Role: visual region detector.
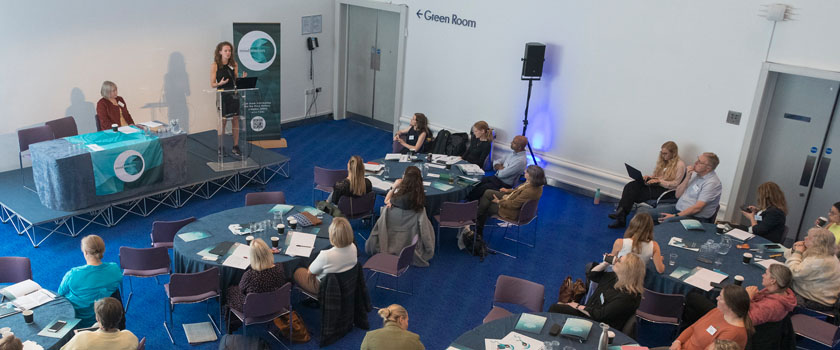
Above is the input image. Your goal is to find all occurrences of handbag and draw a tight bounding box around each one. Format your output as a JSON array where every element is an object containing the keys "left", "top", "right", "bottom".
[
  {"left": 273, "top": 311, "right": 311, "bottom": 343},
  {"left": 571, "top": 278, "right": 587, "bottom": 303},
  {"left": 316, "top": 200, "right": 344, "bottom": 218},
  {"left": 557, "top": 276, "right": 587, "bottom": 303}
]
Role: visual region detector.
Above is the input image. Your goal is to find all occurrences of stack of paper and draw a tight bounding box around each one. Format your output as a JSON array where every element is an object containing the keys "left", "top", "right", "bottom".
[
  {"left": 668, "top": 237, "right": 700, "bottom": 252},
  {"left": 364, "top": 163, "right": 384, "bottom": 172},
  {"left": 286, "top": 232, "right": 317, "bottom": 257},
  {"left": 367, "top": 176, "right": 394, "bottom": 191},
  {"left": 726, "top": 228, "right": 755, "bottom": 241},
  {"left": 683, "top": 267, "right": 728, "bottom": 291},
  {"left": 183, "top": 322, "right": 218, "bottom": 344},
  {"left": 457, "top": 163, "right": 485, "bottom": 176},
  {"left": 117, "top": 126, "right": 141, "bottom": 134},
  {"left": 755, "top": 258, "right": 783, "bottom": 270},
  {"left": 137, "top": 121, "right": 164, "bottom": 128},
  {"left": 0, "top": 280, "right": 55, "bottom": 310},
  {"left": 228, "top": 224, "right": 251, "bottom": 235},
  {"left": 485, "top": 332, "right": 544, "bottom": 350},
  {"left": 222, "top": 243, "right": 250, "bottom": 270}
]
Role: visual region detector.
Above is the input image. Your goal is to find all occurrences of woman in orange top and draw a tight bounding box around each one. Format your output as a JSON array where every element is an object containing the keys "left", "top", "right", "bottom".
[
  {"left": 658, "top": 285, "right": 751, "bottom": 350},
  {"left": 96, "top": 81, "right": 134, "bottom": 130}
]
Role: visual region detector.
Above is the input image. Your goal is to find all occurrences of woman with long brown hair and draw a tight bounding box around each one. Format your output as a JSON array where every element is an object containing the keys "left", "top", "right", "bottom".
[
  {"left": 740, "top": 181, "right": 788, "bottom": 243},
  {"left": 609, "top": 141, "right": 686, "bottom": 228},
  {"left": 394, "top": 113, "right": 432, "bottom": 154},
  {"left": 462, "top": 121, "right": 492, "bottom": 166},
  {"left": 385, "top": 166, "right": 426, "bottom": 212},
  {"left": 330, "top": 155, "right": 373, "bottom": 205},
  {"left": 609, "top": 213, "right": 666, "bottom": 273},
  {"left": 210, "top": 41, "right": 247, "bottom": 157}
]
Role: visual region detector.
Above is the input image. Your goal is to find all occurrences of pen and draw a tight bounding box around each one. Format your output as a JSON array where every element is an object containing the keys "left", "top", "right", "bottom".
[{"left": 296, "top": 245, "right": 312, "bottom": 248}]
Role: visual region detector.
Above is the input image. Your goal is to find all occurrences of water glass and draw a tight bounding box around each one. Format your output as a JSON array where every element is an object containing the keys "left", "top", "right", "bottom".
[
  {"left": 383, "top": 166, "right": 390, "bottom": 179},
  {"left": 755, "top": 245, "right": 765, "bottom": 259},
  {"left": 170, "top": 119, "right": 182, "bottom": 134},
  {"left": 543, "top": 341, "right": 554, "bottom": 350},
  {"left": 669, "top": 253, "right": 678, "bottom": 266},
  {"left": 714, "top": 256, "right": 723, "bottom": 269},
  {"left": 273, "top": 212, "right": 283, "bottom": 227}
]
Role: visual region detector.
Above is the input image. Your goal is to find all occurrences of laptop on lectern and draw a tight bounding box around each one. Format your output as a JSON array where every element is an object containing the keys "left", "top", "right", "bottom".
[{"left": 234, "top": 77, "right": 258, "bottom": 89}]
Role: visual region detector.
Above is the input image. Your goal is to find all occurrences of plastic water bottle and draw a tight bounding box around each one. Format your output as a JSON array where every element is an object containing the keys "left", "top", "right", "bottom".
[
  {"left": 597, "top": 322, "right": 609, "bottom": 350},
  {"left": 594, "top": 188, "right": 601, "bottom": 205}
]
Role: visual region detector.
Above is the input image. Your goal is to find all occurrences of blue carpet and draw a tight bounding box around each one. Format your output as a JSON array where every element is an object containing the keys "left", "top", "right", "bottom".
[{"left": 3, "top": 119, "right": 781, "bottom": 349}]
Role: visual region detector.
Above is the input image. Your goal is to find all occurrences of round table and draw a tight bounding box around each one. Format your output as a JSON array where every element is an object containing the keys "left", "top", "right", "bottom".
[
  {"left": 647, "top": 222, "right": 779, "bottom": 297},
  {"left": 1, "top": 291, "right": 76, "bottom": 350},
  {"left": 370, "top": 155, "right": 476, "bottom": 215},
  {"left": 173, "top": 204, "right": 334, "bottom": 290},
  {"left": 451, "top": 312, "right": 636, "bottom": 349}
]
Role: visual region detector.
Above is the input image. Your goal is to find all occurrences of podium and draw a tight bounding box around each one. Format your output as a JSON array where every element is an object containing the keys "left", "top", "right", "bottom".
[{"left": 207, "top": 87, "right": 260, "bottom": 172}]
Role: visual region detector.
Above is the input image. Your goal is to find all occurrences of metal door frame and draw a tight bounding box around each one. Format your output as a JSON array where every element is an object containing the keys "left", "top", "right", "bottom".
[
  {"left": 730, "top": 62, "right": 840, "bottom": 223},
  {"left": 333, "top": 0, "right": 408, "bottom": 133}
]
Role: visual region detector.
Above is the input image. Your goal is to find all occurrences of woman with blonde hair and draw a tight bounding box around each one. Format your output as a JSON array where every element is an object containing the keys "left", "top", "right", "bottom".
[
  {"left": 550, "top": 253, "right": 645, "bottom": 329},
  {"left": 58, "top": 235, "right": 123, "bottom": 327},
  {"left": 610, "top": 141, "right": 686, "bottom": 228},
  {"left": 462, "top": 121, "right": 492, "bottom": 166},
  {"left": 786, "top": 227, "right": 840, "bottom": 311},
  {"left": 740, "top": 181, "right": 788, "bottom": 243},
  {"left": 610, "top": 213, "right": 666, "bottom": 273},
  {"left": 294, "top": 217, "right": 358, "bottom": 295},
  {"left": 330, "top": 155, "right": 373, "bottom": 205},
  {"left": 226, "top": 238, "right": 287, "bottom": 315},
  {"left": 360, "top": 304, "right": 425, "bottom": 350}
]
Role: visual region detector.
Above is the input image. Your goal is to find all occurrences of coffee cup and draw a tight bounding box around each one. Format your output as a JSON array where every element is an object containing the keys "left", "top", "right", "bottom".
[
  {"left": 289, "top": 218, "right": 298, "bottom": 230},
  {"left": 111, "top": 123, "right": 119, "bottom": 132},
  {"left": 818, "top": 217, "right": 828, "bottom": 227},
  {"left": 22, "top": 309, "right": 33, "bottom": 323},
  {"left": 607, "top": 331, "right": 615, "bottom": 344},
  {"left": 276, "top": 224, "right": 285, "bottom": 234},
  {"left": 734, "top": 275, "right": 744, "bottom": 286},
  {"left": 716, "top": 224, "right": 726, "bottom": 234},
  {"left": 742, "top": 252, "right": 753, "bottom": 264},
  {"left": 271, "top": 236, "right": 280, "bottom": 248},
  {"left": 245, "top": 235, "right": 254, "bottom": 244}
]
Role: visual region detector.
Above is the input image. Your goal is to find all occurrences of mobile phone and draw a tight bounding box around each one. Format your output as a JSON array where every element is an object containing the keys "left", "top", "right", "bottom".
[
  {"left": 48, "top": 320, "right": 67, "bottom": 332},
  {"left": 603, "top": 254, "right": 615, "bottom": 265},
  {"left": 739, "top": 204, "right": 752, "bottom": 213},
  {"left": 549, "top": 323, "right": 562, "bottom": 336}
]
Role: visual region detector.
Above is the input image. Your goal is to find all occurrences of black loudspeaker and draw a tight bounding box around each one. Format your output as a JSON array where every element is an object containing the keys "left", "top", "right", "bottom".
[
  {"left": 521, "top": 42, "right": 545, "bottom": 79},
  {"left": 307, "top": 37, "right": 319, "bottom": 51}
]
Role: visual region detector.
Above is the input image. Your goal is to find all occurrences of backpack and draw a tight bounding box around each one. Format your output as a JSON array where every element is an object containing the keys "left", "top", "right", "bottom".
[
  {"left": 446, "top": 132, "right": 469, "bottom": 156},
  {"left": 431, "top": 129, "right": 451, "bottom": 154}
]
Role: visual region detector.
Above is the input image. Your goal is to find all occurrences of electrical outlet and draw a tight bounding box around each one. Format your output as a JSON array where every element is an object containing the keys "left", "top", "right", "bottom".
[
  {"left": 726, "top": 110, "right": 742, "bottom": 125},
  {"left": 305, "top": 88, "right": 316, "bottom": 95},
  {"left": 315, "top": 87, "right": 322, "bottom": 93}
]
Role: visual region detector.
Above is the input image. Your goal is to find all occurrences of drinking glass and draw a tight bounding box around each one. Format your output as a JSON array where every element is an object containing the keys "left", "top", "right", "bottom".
[
  {"left": 169, "top": 119, "right": 182, "bottom": 134},
  {"left": 669, "top": 253, "right": 678, "bottom": 266},
  {"left": 714, "top": 256, "right": 723, "bottom": 269}
]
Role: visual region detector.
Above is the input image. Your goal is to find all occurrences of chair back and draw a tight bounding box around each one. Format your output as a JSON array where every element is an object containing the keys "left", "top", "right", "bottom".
[
  {"left": 791, "top": 313, "right": 840, "bottom": 348},
  {"left": 0, "top": 257, "right": 32, "bottom": 284},
  {"left": 151, "top": 217, "right": 196, "bottom": 247},
  {"left": 314, "top": 167, "right": 348, "bottom": 190},
  {"left": 245, "top": 191, "right": 286, "bottom": 206},
  {"left": 440, "top": 200, "right": 478, "bottom": 223},
  {"left": 95, "top": 114, "right": 103, "bottom": 131},
  {"left": 515, "top": 199, "right": 540, "bottom": 225},
  {"left": 702, "top": 205, "right": 721, "bottom": 223},
  {"left": 137, "top": 337, "right": 146, "bottom": 350},
  {"left": 637, "top": 288, "right": 685, "bottom": 322},
  {"left": 169, "top": 267, "right": 220, "bottom": 299},
  {"left": 337, "top": 191, "right": 376, "bottom": 219},
  {"left": 17, "top": 125, "right": 54, "bottom": 153},
  {"left": 45, "top": 116, "right": 79, "bottom": 139},
  {"left": 242, "top": 282, "right": 291, "bottom": 325},
  {"left": 492, "top": 275, "right": 545, "bottom": 313},
  {"left": 119, "top": 246, "right": 171, "bottom": 272},
  {"left": 396, "top": 235, "right": 419, "bottom": 274}
]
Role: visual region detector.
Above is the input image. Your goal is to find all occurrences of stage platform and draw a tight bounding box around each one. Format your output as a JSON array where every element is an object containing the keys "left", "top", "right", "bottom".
[{"left": 0, "top": 130, "right": 290, "bottom": 247}]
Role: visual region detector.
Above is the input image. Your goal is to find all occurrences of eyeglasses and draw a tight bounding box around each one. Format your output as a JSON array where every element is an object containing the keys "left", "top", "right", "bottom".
[{"left": 695, "top": 158, "right": 710, "bottom": 166}]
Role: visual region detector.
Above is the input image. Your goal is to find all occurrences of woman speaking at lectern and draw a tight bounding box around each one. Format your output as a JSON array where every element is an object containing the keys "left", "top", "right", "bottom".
[{"left": 211, "top": 41, "right": 247, "bottom": 157}]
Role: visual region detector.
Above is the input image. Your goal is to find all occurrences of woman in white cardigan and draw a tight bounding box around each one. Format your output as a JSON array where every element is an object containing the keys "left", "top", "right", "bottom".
[{"left": 786, "top": 227, "right": 840, "bottom": 311}]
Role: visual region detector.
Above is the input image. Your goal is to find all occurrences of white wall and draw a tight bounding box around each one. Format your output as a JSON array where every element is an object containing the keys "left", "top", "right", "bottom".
[
  {"left": 1, "top": 0, "right": 334, "bottom": 171},
  {"left": 384, "top": 0, "right": 840, "bottom": 212}
]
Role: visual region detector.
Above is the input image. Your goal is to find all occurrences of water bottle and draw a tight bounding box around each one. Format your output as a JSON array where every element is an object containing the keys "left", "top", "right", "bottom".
[
  {"left": 422, "top": 163, "right": 429, "bottom": 178},
  {"left": 597, "top": 322, "right": 610, "bottom": 350},
  {"left": 594, "top": 188, "right": 601, "bottom": 205},
  {"left": 383, "top": 166, "right": 390, "bottom": 179}
]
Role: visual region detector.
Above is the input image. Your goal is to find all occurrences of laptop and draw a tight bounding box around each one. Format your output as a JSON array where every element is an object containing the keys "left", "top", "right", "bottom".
[
  {"left": 234, "top": 77, "right": 258, "bottom": 89},
  {"left": 624, "top": 163, "right": 645, "bottom": 182}
]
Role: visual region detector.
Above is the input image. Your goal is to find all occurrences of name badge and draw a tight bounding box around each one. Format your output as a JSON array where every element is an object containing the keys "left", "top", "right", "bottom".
[
  {"left": 706, "top": 325, "right": 717, "bottom": 335},
  {"left": 693, "top": 184, "right": 701, "bottom": 192},
  {"left": 755, "top": 213, "right": 763, "bottom": 221},
  {"left": 599, "top": 293, "right": 605, "bottom": 304},
  {"left": 408, "top": 135, "right": 415, "bottom": 141}
]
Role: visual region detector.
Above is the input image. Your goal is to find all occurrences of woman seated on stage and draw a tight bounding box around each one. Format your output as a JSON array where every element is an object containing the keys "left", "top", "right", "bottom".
[
  {"left": 61, "top": 297, "right": 138, "bottom": 350},
  {"left": 474, "top": 165, "right": 545, "bottom": 238},
  {"left": 330, "top": 155, "right": 373, "bottom": 205},
  {"left": 461, "top": 121, "right": 492, "bottom": 167},
  {"left": 361, "top": 304, "right": 425, "bottom": 350},
  {"left": 293, "top": 217, "right": 357, "bottom": 295},
  {"left": 785, "top": 227, "right": 840, "bottom": 312},
  {"left": 609, "top": 141, "right": 686, "bottom": 228},
  {"left": 385, "top": 166, "right": 426, "bottom": 212},
  {"left": 393, "top": 113, "right": 432, "bottom": 154},
  {"left": 58, "top": 235, "right": 123, "bottom": 327},
  {"left": 739, "top": 182, "right": 788, "bottom": 244},
  {"left": 96, "top": 81, "right": 135, "bottom": 131},
  {"left": 226, "top": 238, "right": 287, "bottom": 321},
  {"left": 549, "top": 253, "right": 645, "bottom": 330},
  {"left": 657, "top": 285, "right": 751, "bottom": 350},
  {"left": 610, "top": 213, "right": 666, "bottom": 274}
]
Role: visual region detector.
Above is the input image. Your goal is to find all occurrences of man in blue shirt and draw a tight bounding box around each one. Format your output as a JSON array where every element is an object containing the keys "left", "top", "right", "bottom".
[
  {"left": 467, "top": 135, "right": 528, "bottom": 201},
  {"left": 641, "top": 152, "right": 722, "bottom": 223}
]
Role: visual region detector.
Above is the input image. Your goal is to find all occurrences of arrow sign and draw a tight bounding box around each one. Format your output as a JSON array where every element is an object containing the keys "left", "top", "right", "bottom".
[{"left": 416, "top": 9, "right": 422, "bottom": 18}]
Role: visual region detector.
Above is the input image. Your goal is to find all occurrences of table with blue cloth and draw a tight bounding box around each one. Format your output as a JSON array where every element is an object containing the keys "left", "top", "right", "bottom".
[
  {"left": 29, "top": 127, "right": 186, "bottom": 211},
  {"left": 173, "top": 204, "right": 334, "bottom": 292},
  {"left": 1, "top": 290, "right": 76, "bottom": 350},
  {"left": 648, "top": 222, "right": 781, "bottom": 298},
  {"left": 451, "top": 312, "right": 637, "bottom": 349},
  {"left": 370, "top": 155, "right": 477, "bottom": 215}
]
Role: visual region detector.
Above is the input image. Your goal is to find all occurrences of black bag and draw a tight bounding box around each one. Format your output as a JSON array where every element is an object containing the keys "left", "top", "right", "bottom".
[
  {"left": 461, "top": 229, "right": 488, "bottom": 260},
  {"left": 316, "top": 200, "right": 344, "bottom": 218},
  {"left": 218, "top": 334, "right": 269, "bottom": 350},
  {"left": 446, "top": 132, "right": 469, "bottom": 156},
  {"left": 431, "top": 129, "right": 451, "bottom": 154}
]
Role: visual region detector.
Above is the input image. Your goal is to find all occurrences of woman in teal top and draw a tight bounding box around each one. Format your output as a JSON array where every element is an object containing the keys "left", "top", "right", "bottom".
[{"left": 57, "top": 235, "right": 123, "bottom": 327}]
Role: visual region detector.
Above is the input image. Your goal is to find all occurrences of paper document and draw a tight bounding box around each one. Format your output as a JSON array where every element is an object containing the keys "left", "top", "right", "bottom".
[
  {"left": 178, "top": 231, "right": 210, "bottom": 242},
  {"left": 13, "top": 290, "right": 55, "bottom": 310},
  {"left": 87, "top": 144, "right": 104, "bottom": 151},
  {"left": 137, "top": 121, "right": 163, "bottom": 128},
  {"left": 228, "top": 224, "right": 251, "bottom": 236},
  {"left": 118, "top": 126, "right": 141, "bottom": 134},
  {"left": 427, "top": 163, "right": 446, "bottom": 169},
  {"left": 364, "top": 163, "right": 384, "bottom": 172},
  {"left": 21, "top": 340, "right": 42, "bottom": 350},
  {"left": 367, "top": 176, "right": 394, "bottom": 191},
  {"left": 1, "top": 280, "right": 42, "bottom": 299},
  {"left": 269, "top": 204, "right": 294, "bottom": 215},
  {"left": 457, "top": 163, "right": 485, "bottom": 176},
  {"left": 286, "top": 231, "right": 317, "bottom": 257},
  {"left": 755, "top": 258, "right": 782, "bottom": 270},
  {"left": 683, "top": 267, "right": 728, "bottom": 291},
  {"left": 668, "top": 237, "right": 700, "bottom": 252},
  {"left": 385, "top": 153, "right": 402, "bottom": 160},
  {"left": 222, "top": 243, "right": 250, "bottom": 270},
  {"left": 399, "top": 154, "right": 410, "bottom": 162},
  {"left": 432, "top": 182, "right": 454, "bottom": 191},
  {"left": 726, "top": 228, "right": 755, "bottom": 241},
  {"left": 423, "top": 181, "right": 431, "bottom": 186},
  {"left": 427, "top": 173, "right": 440, "bottom": 178}
]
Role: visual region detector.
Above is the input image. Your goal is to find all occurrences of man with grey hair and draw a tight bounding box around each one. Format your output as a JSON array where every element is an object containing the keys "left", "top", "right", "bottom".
[{"left": 641, "top": 152, "right": 722, "bottom": 223}]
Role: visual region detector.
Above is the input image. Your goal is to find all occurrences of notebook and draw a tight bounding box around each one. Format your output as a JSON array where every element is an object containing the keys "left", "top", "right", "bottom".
[{"left": 560, "top": 317, "right": 593, "bottom": 341}]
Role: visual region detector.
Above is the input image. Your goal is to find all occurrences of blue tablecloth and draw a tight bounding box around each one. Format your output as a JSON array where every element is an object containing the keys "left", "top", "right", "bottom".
[
  {"left": 29, "top": 129, "right": 186, "bottom": 211},
  {"left": 1, "top": 292, "right": 76, "bottom": 350},
  {"left": 370, "top": 155, "right": 476, "bottom": 215},
  {"left": 451, "top": 312, "right": 636, "bottom": 350},
  {"left": 173, "top": 204, "right": 334, "bottom": 291},
  {"left": 648, "top": 222, "right": 780, "bottom": 298}
]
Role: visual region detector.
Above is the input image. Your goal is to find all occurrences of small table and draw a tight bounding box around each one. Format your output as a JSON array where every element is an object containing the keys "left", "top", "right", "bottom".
[
  {"left": 451, "top": 312, "right": 636, "bottom": 350},
  {"left": 648, "top": 222, "right": 779, "bottom": 297},
  {"left": 173, "top": 204, "right": 334, "bottom": 291},
  {"left": 369, "top": 155, "right": 477, "bottom": 215},
  {"left": 1, "top": 292, "right": 76, "bottom": 350}
]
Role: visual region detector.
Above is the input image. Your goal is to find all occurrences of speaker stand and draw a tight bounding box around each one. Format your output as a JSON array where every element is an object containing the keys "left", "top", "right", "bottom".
[{"left": 521, "top": 78, "right": 539, "bottom": 165}]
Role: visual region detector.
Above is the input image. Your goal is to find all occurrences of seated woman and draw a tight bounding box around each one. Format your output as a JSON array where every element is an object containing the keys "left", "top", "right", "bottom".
[
  {"left": 549, "top": 253, "right": 645, "bottom": 330},
  {"left": 739, "top": 182, "right": 787, "bottom": 244},
  {"left": 461, "top": 121, "right": 492, "bottom": 167},
  {"left": 330, "top": 155, "right": 373, "bottom": 205},
  {"left": 660, "top": 285, "right": 751, "bottom": 350},
  {"left": 475, "top": 165, "right": 545, "bottom": 238},
  {"left": 785, "top": 227, "right": 840, "bottom": 311},
  {"left": 226, "top": 238, "right": 287, "bottom": 313},
  {"left": 610, "top": 213, "right": 665, "bottom": 274},
  {"left": 96, "top": 81, "right": 135, "bottom": 131},
  {"left": 294, "top": 217, "right": 357, "bottom": 295},
  {"left": 0, "top": 334, "right": 23, "bottom": 350},
  {"left": 384, "top": 166, "right": 426, "bottom": 212},
  {"left": 360, "top": 304, "right": 425, "bottom": 350},
  {"left": 609, "top": 141, "right": 685, "bottom": 228},
  {"left": 815, "top": 202, "right": 840, "bottom": 248},
  {"left": 393, "top": 113, "right": 432, "bottom": 154},
  {"left": 60, "top": 297, "right": 138, "bottom": 350},
  {"left": 58, "top": 235, "right": 123, "bottom": 327}
]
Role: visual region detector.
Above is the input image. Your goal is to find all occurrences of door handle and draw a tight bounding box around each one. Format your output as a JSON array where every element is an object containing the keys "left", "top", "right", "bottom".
[
  {"left": 369, "top": 46, "right": 381, "bottom": 71},
  {"left": 814, "top": 157, "right": 831, "bottom": 189},
  {"left": 799, "top": 155, "right": 817, "bottom": 187}
]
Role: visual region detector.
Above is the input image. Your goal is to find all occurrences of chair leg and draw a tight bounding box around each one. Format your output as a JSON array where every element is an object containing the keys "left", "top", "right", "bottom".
[
  {"left": 207, "top": 298, "right": 221, "bottom": 335},
  {"left": 163, "top": 301, "right": 174, "bottom": 344},
  {"left": 436, "top": 226, "right": 440, "bottom": 253},
  {"left": 124, "top": 277, "right": 134, "bottom": 311},
  {"left": 487, "top": 221, "right": 516, "bottom": 259}
]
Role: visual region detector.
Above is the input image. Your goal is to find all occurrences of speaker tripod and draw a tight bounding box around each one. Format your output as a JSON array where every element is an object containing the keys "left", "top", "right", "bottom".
[{"left": 520, "top": 78, "right": 539, "bottom": 165}]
